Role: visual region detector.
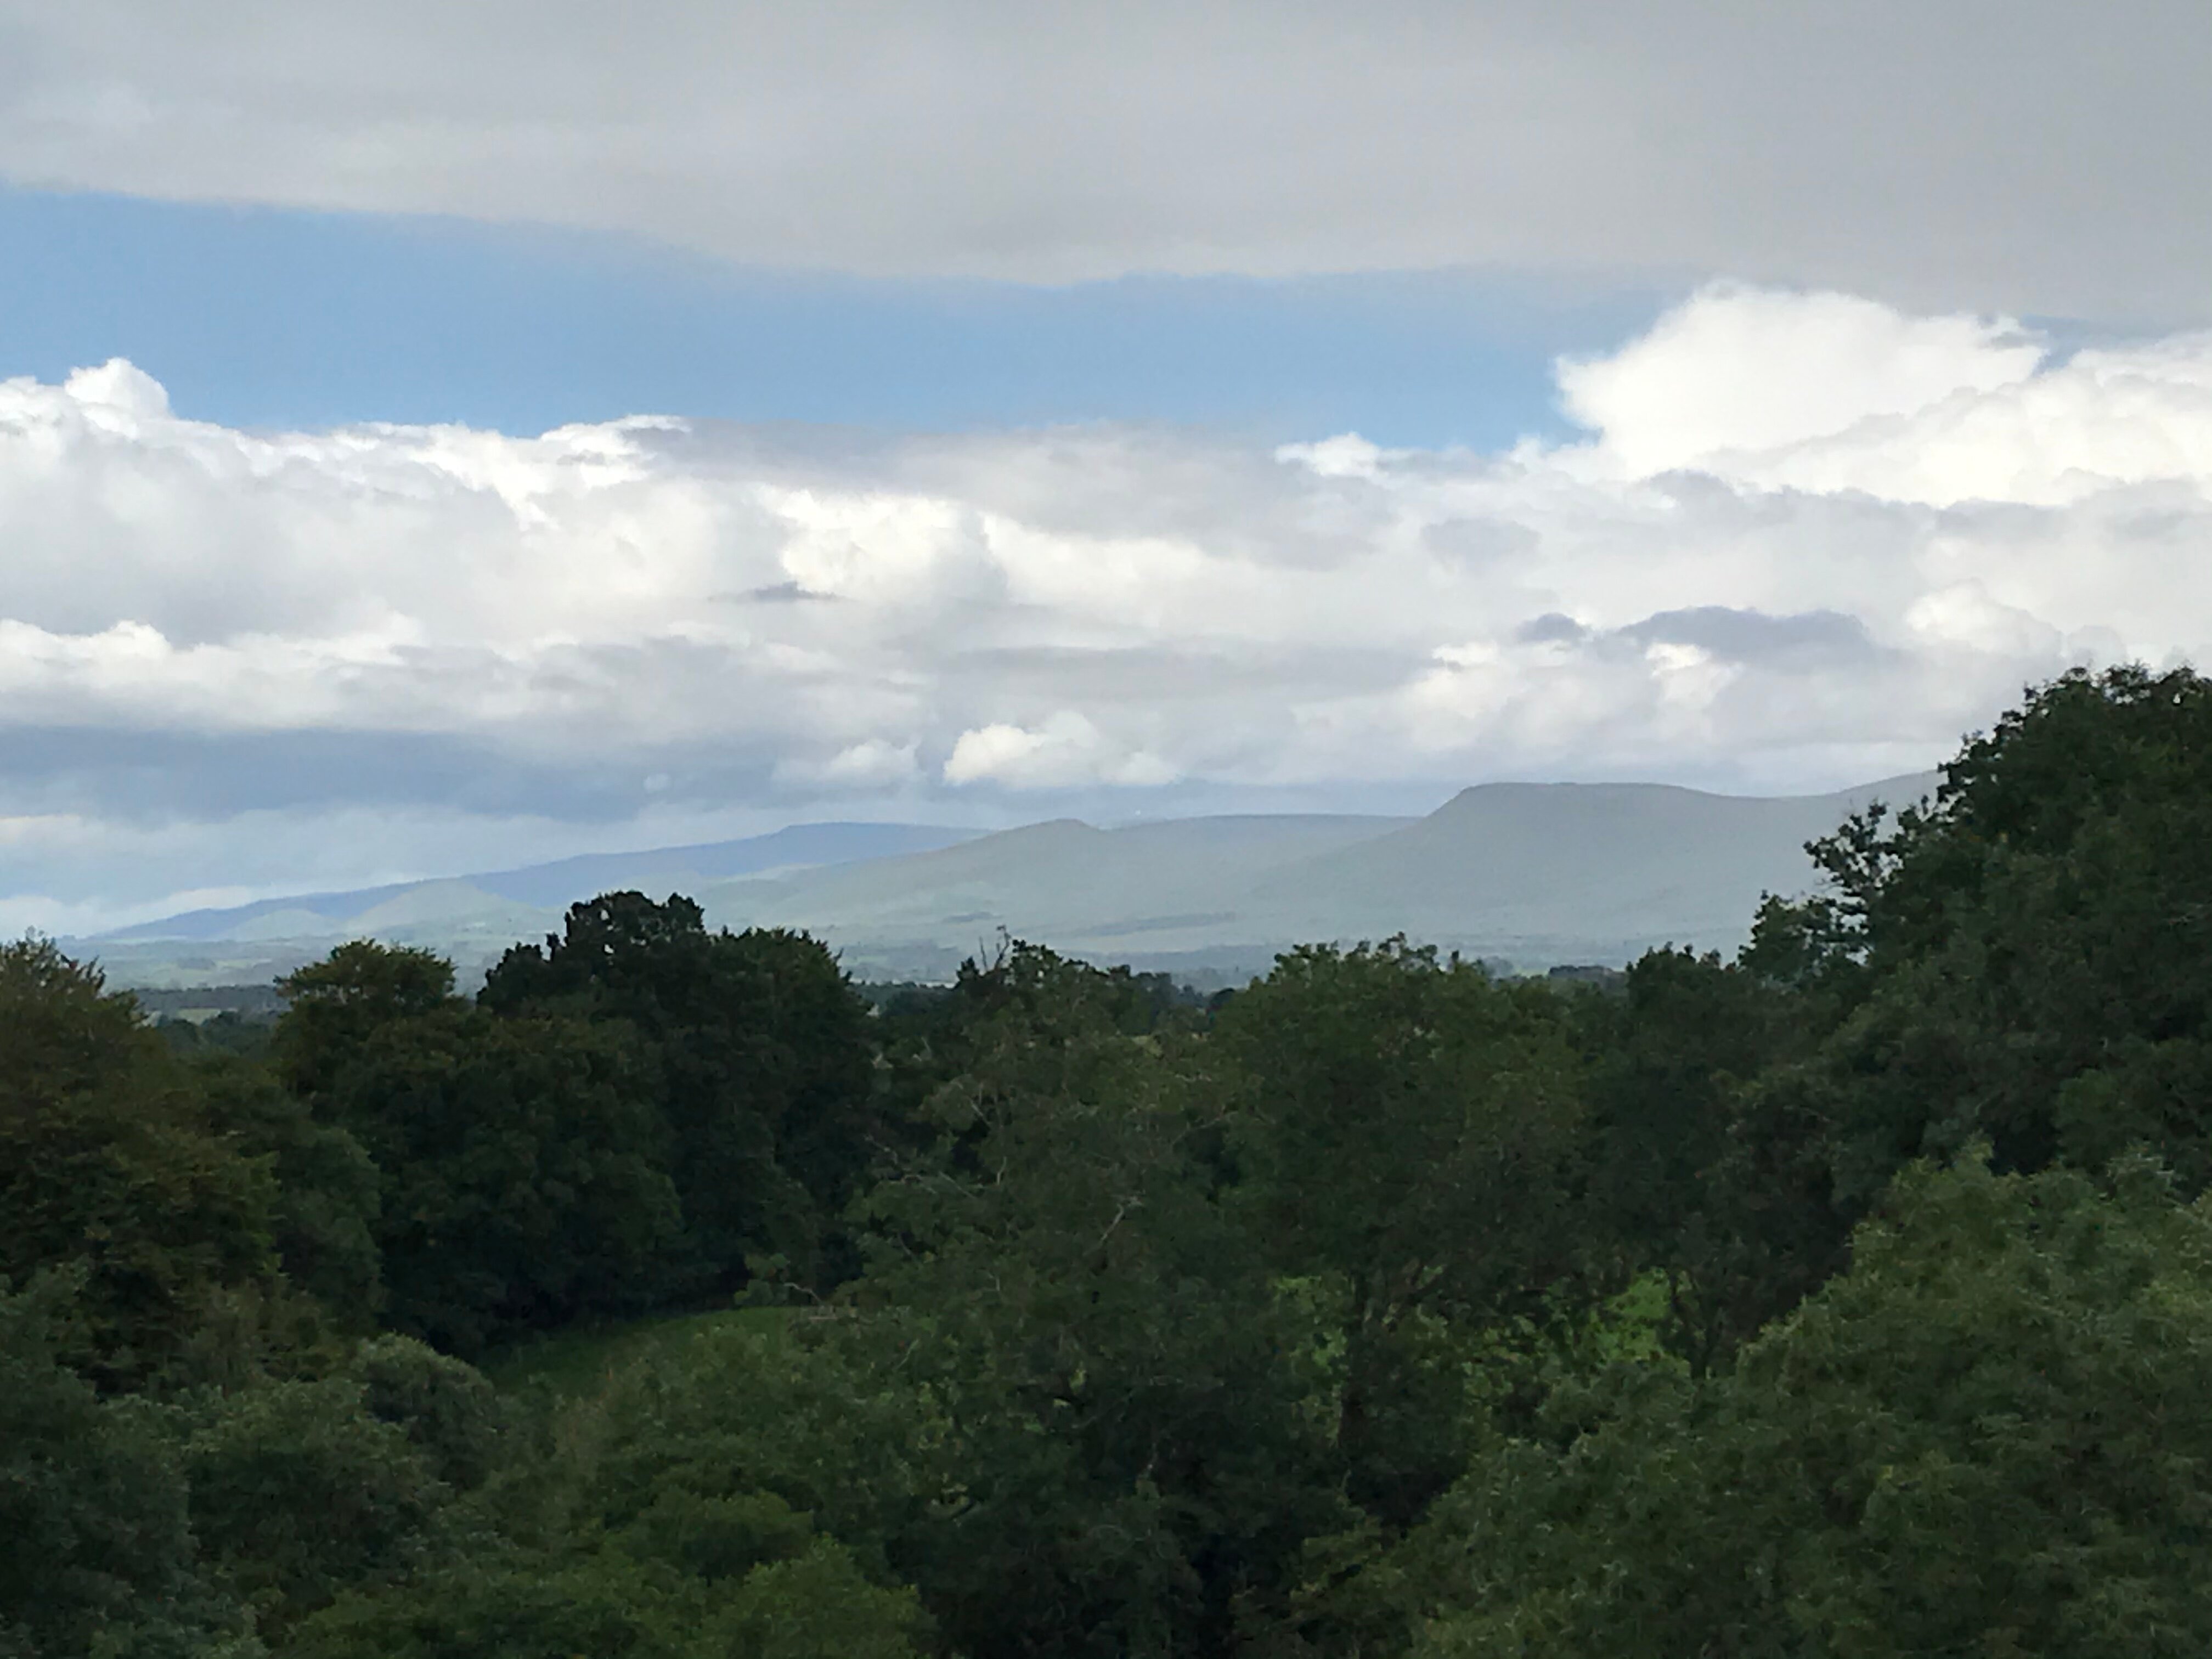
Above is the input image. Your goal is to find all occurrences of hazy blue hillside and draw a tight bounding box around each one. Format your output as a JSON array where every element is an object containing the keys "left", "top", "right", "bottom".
[
  {"left": 1240, "top": 774, "right": 1938, "bottom": 959},
  {"left": 699, "top": 775, "right": 1938, "bottom": 978},
  {"left": 85, "top": 780, "right": 1934, "bottom": 988},
  {"left": 103, "top": 822, "right": 981, "bottom": 944},
  {"left": 470, "top": 821, "right": 981, "bottom": 906},
  {"left": 81, "top": 820, "right": 984, "bottom": 989},
  {"left": 707, "top": 814, "right": 1409, "bottom": 938}
]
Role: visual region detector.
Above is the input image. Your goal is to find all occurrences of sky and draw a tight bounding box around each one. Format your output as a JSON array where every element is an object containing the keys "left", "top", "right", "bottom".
[{"left": 4, "top": 1, "right": 2212, "bottom": 932}]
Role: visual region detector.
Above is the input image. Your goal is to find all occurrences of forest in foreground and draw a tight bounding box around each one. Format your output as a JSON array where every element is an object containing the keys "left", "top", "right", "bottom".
[{"left": 8, "top": 664, "right": 2212, "bottom": 1658}]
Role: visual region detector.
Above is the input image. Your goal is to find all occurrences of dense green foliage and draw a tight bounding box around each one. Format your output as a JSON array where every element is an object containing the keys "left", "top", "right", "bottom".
[
  {"left": 1407, "top": 1155, "right": 2212, "bottom": 1656},
  {"left": 0, "top": 940, "right": 303, "bottom": 1393},
  {"left": 9, "top": 665, "right": 2212, "bottom": 1655},
  {"left": 479, "top": 895, "right": 884, "bottom": 1293},
  {"left": 0, "top": 1272, "right": 261, "bottom": 1657}
]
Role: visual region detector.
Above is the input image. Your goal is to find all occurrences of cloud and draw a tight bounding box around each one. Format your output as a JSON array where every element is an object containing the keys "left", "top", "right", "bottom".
[
  {"left": 772, "top": 738, "right": 921, "bottom": 791},
  {"left": 2, "top": 4, "right": 2211, "bottom": 315},
  {"left": 7, "top": 283, "right": 2212, "bottom": 915},
  {"left": 943, "top": 714, "right": 1177, "bottom": 790},
  {"left": 1555, "top": 286, "right": 2045, "bottom": 476},
  {"left": 1618, "top": 607, "right": 1878, "bottom": 667}
]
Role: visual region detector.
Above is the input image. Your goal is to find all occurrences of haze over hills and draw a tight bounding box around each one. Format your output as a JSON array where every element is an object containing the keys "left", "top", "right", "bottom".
[
  {"left": 84, "top": 822, "right": 983, "bottom": 988},
  {"left": 81, "top": 775, "right": 1939, "bottom": 991},
  {"left": 699, "top": 773, "right": 1937, "bottom": 981},
  {"left": 104, "top": 822, "right": 981, "bottom": 944},
  {"left": 699, "top": 814, "right": 1416, "bottom": 977}
]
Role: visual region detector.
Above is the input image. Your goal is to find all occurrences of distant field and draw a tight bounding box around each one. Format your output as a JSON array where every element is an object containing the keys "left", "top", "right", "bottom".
[
  {"left": 484, "top": 1305, "right": 793, "bottom": 1396},
  {"left": 131, "top": 982, "right": 288, "bottom": 1019}
]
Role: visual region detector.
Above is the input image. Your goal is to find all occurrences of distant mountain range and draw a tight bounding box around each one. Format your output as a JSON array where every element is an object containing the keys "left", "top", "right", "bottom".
[
  {"left": 103, "top": 822, "right": 978, "bottom": 944},
  {"left": 81, "top": 776, "right": 1939, "bottom": 990},
  {"left": 86, "top": 822, "right": 980, "bottom": 989}
]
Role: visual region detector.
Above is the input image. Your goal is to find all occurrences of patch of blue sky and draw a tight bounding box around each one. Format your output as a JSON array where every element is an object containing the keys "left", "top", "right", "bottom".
[{"left": 0, "top": 186, "right": 1665, "bottom": 447}]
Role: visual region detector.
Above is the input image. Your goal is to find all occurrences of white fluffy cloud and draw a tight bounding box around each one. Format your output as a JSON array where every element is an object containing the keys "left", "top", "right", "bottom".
[
  {"left": 5, "top": 282, "right": 2212, "bottom": 922},
  {"left": 2, "top": 3, "right": 2211, "bottom": 314},
  {"left": 1554, "top": 286, "right": 2046, "bottom": 477},
  {"left": 944, "top": 715, "right": 1177, "bottom": 790}
]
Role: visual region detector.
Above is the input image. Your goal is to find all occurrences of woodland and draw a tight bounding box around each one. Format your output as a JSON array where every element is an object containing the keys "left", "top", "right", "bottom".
[{"left": 7, "top": 664, "right": 2212, "bottom": 1657}]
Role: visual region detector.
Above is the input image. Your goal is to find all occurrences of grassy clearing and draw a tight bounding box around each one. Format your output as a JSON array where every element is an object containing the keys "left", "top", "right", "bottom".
[{"left": 483, "top": 1304, "right": 793, "bottom": 1397}]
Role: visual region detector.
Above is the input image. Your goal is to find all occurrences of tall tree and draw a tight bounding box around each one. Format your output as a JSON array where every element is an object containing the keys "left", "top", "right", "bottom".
[
  {"left": 191, "top": 1054, "right": 383, "bottom": 1334},
  {"left": 0, "top": 938, "right": 292, "bottom": 1392},
  {"left": 1215, "top": 940, "right": 1589, "bottom": 1522},
  {"left": 1747, "top": 664, "right": 2212, "bottom": 1195},
  {"left": 855, "top": 943, "right": 1355, "bottom": 1659},
  {"left": 278, "top": 941, "right": 680, "bottom": 1354},
  {"left": 482, "top": 894, "right": 879, "bottom": 1290},
  {"left": 1575, "top": 947, "right": 1833, "bottom": 1373}
]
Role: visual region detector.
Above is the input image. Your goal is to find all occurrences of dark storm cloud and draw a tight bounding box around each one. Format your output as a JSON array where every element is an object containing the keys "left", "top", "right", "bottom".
[
  {"left": 1620, "top": 607, "right": 1880, "bottom": 666},
  {"left": 1515, "top": 612, "right": 1590, "bottom": 645}
]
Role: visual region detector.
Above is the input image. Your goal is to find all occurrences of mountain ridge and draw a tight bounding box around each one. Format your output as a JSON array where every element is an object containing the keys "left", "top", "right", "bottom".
[
  {"left": 80, "top": 775, "right": 1940, "bottom": 989},
  {"left": 101, "top": 821, "right": 983, "bottom": 943}
]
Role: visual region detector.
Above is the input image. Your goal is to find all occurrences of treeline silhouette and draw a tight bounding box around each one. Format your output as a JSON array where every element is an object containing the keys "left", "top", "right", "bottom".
[{"left": 8, "top": 664, "right": 2212, "bottom": 1656}]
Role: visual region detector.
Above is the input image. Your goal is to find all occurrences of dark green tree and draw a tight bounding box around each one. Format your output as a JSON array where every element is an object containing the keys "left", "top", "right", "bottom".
[
  {"left": 1215, "top": 940, "right": 1589, "bottom": 1522},
  {"left": 274, "top": 943, "right": 458, "bottom": 1099},
  {"left": 286, "top": 1537, "right": 931, "bottom": 1659},
  {"left": 179, "top": 1373, "right": 453, "bottom": 1638},
  {"left": 345, "top": 1334, "right": 509, "bottom": 1491},
  {"left": 854, "top": 943, "right": 1354, "bottom": 1659},
  {"left": 190, "top": 1056, "right": 382, "bottom": 1333},
  {"left": 0, "top": 1270, "right": 258, "bottom": 1657},
  {"left": 0, "top": 938, "right": 294, "bottom": 1392},
  {"left": 277, "top": 941, "right": 681, "bottom": 1354},
  {"left": 1409, "top": 1154, "right": 2212, "bottom": 1657},
  {"left": 1573, "top": 947, "right": 1833, "bottom": 1373},
  {"left": 1747, "top": 664, "right": 2212, "bottom": 1193},
  {"left": 481, "top": 894, "right": 879, "bottom": 1290},
  {"left": 283, "top": 1555, "right": 687, "bottom": 1659},
  {"left": 290, "top": 1323, "right": 933, "bottom": 1659}
]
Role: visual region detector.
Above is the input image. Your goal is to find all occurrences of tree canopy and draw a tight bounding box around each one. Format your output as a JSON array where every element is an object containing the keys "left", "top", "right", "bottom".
[{"left": 10, "top": 664, "right": 2212, "bottom": 1656}]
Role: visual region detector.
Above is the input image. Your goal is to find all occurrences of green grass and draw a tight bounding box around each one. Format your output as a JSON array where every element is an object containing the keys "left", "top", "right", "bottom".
[{"left": 483, "top": 1305, "right": 793, "bottom": 1398}]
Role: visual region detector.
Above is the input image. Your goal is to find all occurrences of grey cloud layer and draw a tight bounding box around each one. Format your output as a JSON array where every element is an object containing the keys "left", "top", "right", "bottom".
[
  {"left": 3, "top": 2, "right": 2210, "bottom": 313},
  {"left": 3, "top": 284, "right": 2209, "bottom": 927}
]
